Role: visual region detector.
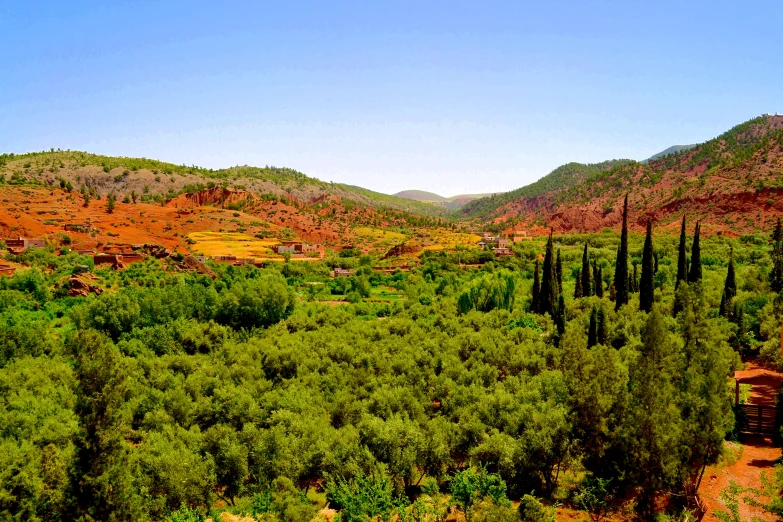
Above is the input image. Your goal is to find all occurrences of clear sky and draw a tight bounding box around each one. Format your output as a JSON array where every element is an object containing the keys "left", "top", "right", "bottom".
[{"left": 2, "top": 1, "right": 782, "bottom": 196}]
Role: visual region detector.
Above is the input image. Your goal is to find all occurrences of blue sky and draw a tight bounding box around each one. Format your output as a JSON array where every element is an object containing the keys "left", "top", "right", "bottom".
[{"left": 2, "top": 1, "right": 782, "bottom": 196}]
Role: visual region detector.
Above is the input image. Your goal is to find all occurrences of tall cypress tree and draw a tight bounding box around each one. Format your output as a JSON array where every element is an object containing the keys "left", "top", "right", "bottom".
[
  {"left": 532, "top": 259, "right": 541, "bottom": 314},
  {"left": 688, "top": 222, "right": 702, "bottom": 283},
  {"left": 676, "top": 215, "right": 687, "bottom": 289},
  {"left": 574, "top": 268, "right": 583, "bottom": 299},
  {"left": 540, "top": 231, "right": 558, "bottom": 316},
  {"left": 587, "top": 306, "right": 598, "bottom": 348},
  {"left": 771, "top": 218, "right": 783, "bottom": 293},
  {"left": 597, "top": 307, "right": 607, "bottom": 345},
  {"left": 631, "top": 262, "right": 639, "bottom": 293},
  {"left": 595, "top": 265, "right": 604, "bottom": 298},
  {"left": 556, "top": 249, "right": 563, "bottom": 294},
  {"left": 719, "top": 247, "right": 737, "bottom": 318},
  {"left": 581, "top": 243, "right": 592, "bottom": 297},
  {"left": 639, "top": 220, "right": 655, "bottom": 312},
  {"left": 614, "top": 194, "right": 629, "bottom": 310},
  {"left": 555, "top": 294, "right": 566, "bottom": 337}
]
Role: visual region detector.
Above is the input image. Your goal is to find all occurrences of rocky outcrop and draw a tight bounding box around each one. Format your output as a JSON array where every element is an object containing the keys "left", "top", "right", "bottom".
[{"left": 68, "top": 275, "right": 103, "bottom": 297}]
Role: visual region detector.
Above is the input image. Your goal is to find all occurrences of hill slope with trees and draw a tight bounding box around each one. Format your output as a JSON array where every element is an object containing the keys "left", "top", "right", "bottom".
[{"left": 463, "top": 115, "right": 783, "bottom": 235}]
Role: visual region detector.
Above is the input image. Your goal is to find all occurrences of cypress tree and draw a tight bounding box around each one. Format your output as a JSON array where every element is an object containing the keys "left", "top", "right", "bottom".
[
  {"left": 771, "top": 218, "right": 783, "bottom": 293},
  {"left": 532, "top": 260, "right": 541, "bottom": 314},
  {"left": 595, "top": 265, "right": 604, "bottom": 298},
  {"left": 555, "top": 294, "right": 566, "bottom": 337},
  {"left": 597, "top": 307, "right": 607, "bottom": 345},
  {"left": 574, "top": 268, "right": 583, "bottom": 299},
  {"left": 587, "top": 307, "right": 598, "bottom": 348},
  {"left": 676, "top": 215, "right": 687, "bottom": 289},
  {"left": 540, "top": 231, "right": 558, "bottom": 316},
  {"left": 581, "top": 243, "right": 592, "bottom": 297},
  {"left": 719, "top": 247, "right": 737, "bottom": 318},
  {"left": 556, "top": 249, "right": 563, "bottom": 294},
  {"left": 688, "top": 222, "right": 702, "bottom": 283},
  {"left": 614, "top": 194, "right": 629, "bottom": 310},
  {"left": 639, "top": 220, "right": 655, "bottom": 312},
  {"left": 609, "top": 282, "right": 616, "bottom": 302},
  {"left": 631, "top": 262, "right": 639, "bottom": 293}
]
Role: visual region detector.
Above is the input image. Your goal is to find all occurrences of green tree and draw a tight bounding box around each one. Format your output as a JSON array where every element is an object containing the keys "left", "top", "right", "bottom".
[
  {"left": 596, "top": 307, "right": 607, "bottom": 346},
  {"left": 65, "top": 330, "right": 142, "bottom": 521},
  {"left": 540, "top": 231, "right": 557, "bottom": 316},
  {"left": 555, "top": 249, "right": 562, "bottom": 293},
  {"left": 676, "top": 215, "right": 688, "bottom": 289},
  {"left": 594, "top": 264, "right": 603, "bottom": 298},
  {"left": 581, "top": 243, "right": 592, "bottom": 297},
  {"left": 719, "top": 247, "right": 737, "bottom": 318},
  {"left": 771, "top": 218, "right": 783, "bottom": 292},
  {"left": 517, "top": 494, "right": 555, "bottom": 522},
  {"left": 574, "top": 268, "right": 583, "bottom": 299},
  {"left": 450, "top": 467, "right": 509, "bottom": 522},
  {"left": 639, "top": 220, "right": 655, "bottom": 313},
  {"left": 676, "top": 283, "right": 736, "bottom": 506},
  {"left": 532, "top": 260, "right": 541, "bottom": 313},
  {"left": 587, "top": 307, "right": 598, "bottom": 348},
  {"left": 613, "top": 194, "right": 629, "bottom": 310},
  {"left": 107, "top": 192, "right": 116, "bottom": 214},
  {"left": 622, "top": 307, "right": 682, "bottom": 519},
  {"left": 688, "top": 222, "right": 702, "bottom": 283},
  {"left": 327, "top": 472, "right": 396, "bottom": 522}
]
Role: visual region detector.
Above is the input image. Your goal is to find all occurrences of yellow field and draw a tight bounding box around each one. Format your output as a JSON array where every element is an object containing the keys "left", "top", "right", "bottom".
[
  {"left": 187, "top": 231, "right": 280, "bottom": 259},
  {"left": 352, "top": 227, "right": 406, "bottom": 241},
  {"left": 423, "top": 231, "right": 482, "bottom": 249}
]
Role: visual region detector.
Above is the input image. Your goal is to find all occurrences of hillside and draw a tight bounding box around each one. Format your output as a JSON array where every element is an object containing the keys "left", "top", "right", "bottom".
[
  {"left": 393, "top": 189, "right": 446, "bottom": 201},
  {"left": 394, "top": 189, "right": 498, "bottom": 210},
  {"left": 644, "top": 144, "right": 697, "bottom": 162},
  {"left": 469, "top": 114, "right": 783, "bottom": 235},
  {"left": 0, "top": 150, "right": 445, "bottom": 217},
  {"left": 461, "top": 159, "right": 633, "bottom": 218}
]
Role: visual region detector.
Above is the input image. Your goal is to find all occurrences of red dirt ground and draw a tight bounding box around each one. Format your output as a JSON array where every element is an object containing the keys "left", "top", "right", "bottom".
[{"left": 699, "top": 361, "right": 782, "bottom": 522}]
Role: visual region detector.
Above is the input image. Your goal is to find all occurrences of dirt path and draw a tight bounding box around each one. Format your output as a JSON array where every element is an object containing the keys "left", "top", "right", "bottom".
[{"left": 699, "top": 361, "right": 782, "bottom": 521}]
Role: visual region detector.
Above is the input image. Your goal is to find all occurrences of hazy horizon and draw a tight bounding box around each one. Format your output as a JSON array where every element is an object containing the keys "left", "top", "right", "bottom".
[{"left": 2, "top": 1, "right": 782, "bottom": 196}]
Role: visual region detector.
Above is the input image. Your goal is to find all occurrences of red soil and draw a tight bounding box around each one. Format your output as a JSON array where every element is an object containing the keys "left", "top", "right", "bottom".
[
  {"left": 0, "top": 185, "right": 425, "bottom": 254},
  {"left": 698, "top": 361, "right": 782, "bottom": 522}
]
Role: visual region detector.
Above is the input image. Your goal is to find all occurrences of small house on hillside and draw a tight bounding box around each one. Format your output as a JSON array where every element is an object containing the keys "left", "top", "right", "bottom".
[
  {"left": 332, "top": 267, "right": 357, "bottom": 278},
  {"left": 5, "top": 237, "right": 45, "bottom": 254}
]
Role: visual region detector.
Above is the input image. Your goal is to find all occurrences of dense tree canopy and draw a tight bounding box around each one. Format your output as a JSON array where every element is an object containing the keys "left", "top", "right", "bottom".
[{"left": 0, "top": 223, "right": 778, "bottom": 521}]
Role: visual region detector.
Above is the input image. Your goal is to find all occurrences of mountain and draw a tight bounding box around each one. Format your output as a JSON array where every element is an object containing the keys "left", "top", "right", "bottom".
[
  {"left": 394, "top": 189, "right": 497, "bottom": 210},
  {"left": 463, "top": 114, "right": 783, "bottom": 235},
  {"left": 460, "top": 160, "right": 633, "bottom": 218},
  {"left": 394, "top": 190, "right": 446, "bottom": 202},
  {"left": 643, "top": 144, "right": 697, "bottom": 163}
]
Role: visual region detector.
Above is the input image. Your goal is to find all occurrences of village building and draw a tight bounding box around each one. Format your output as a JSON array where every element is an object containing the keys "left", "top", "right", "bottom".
[
  {"left": 5, "top": 237, "right": 46, "bottom": 254},
  {"left": 331, "top": 267, "right": 357, "bottom": 278}
]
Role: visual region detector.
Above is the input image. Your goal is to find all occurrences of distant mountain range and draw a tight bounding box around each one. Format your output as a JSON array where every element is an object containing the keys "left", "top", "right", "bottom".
[
  {"left": 4, "top": 114, "right": 783, "bottom": 240},
  {"left": 392, "top": 190, "right": 499, "bottom": 211}
]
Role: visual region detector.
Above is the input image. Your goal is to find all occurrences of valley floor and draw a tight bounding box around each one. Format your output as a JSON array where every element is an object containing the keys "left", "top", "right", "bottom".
[{"left": 699, "top": 361, "right": 782, "bottom": 521}]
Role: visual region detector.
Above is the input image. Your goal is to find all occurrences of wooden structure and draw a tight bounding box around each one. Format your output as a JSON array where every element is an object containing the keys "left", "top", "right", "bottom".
[{"left": 734, "top": 366, "right": 781, "bottom": 435}]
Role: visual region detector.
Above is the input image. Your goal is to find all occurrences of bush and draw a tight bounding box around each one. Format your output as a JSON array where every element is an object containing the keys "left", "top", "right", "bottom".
[{"left": 517, "top": 495, "right": 555, "bottom": 522}]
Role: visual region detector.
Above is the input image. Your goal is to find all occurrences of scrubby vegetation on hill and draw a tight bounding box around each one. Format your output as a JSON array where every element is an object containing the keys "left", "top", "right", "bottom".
[
  {"left": 461, "top": 160, "right": 633, "bottom": 218},
  {"left": 466, "top": 115, "right": 783, "bottom": 234},
  {"left": 0, "top": 150, "right": 446, "bottom": 217}
]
